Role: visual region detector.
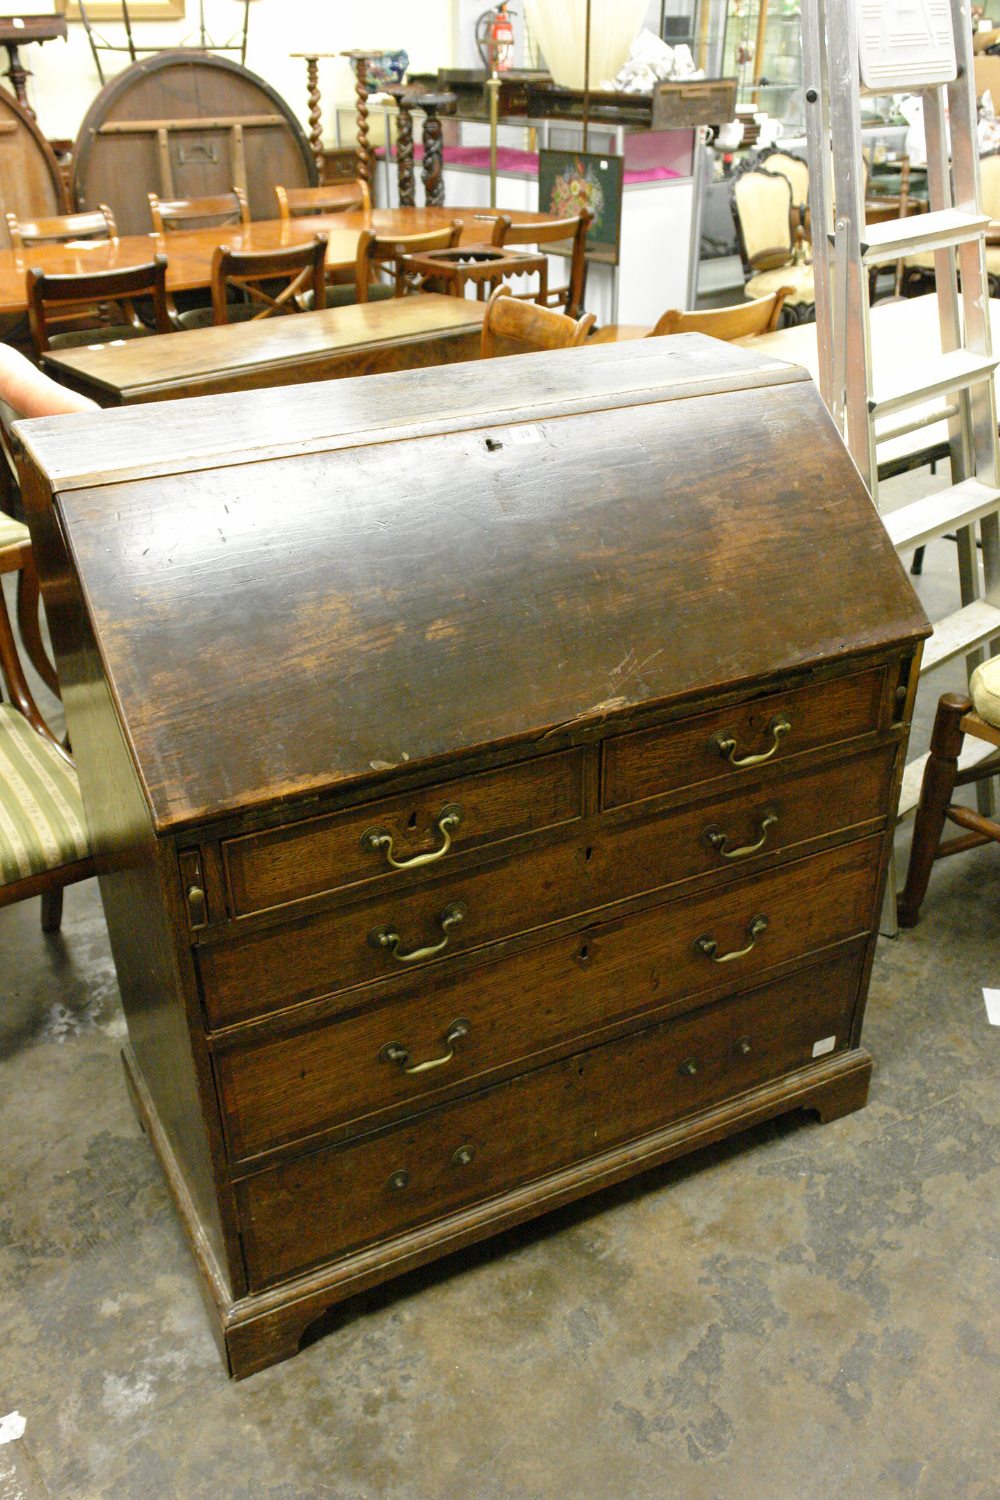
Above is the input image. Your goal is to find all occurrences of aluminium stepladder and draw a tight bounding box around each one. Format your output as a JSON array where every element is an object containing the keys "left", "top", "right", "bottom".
[{"left": 800, "top": 0, "right": 1000, "bottom": 926}]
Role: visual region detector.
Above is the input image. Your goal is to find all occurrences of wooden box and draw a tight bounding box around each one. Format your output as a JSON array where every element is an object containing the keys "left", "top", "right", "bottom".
[{"left": 16, "top": 338, "right": 928, "bottom": 1378}]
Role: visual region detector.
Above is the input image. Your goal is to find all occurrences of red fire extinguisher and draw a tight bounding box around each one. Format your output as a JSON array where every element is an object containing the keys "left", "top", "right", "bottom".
[{"left": 490, "top": 3, "right": 515, "bottom": 72}]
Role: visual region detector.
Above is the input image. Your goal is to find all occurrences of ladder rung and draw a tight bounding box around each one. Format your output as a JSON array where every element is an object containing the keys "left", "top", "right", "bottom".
[
  {"left": 897, "top": 739, "right": 998, "bottom": 820},
  {"left": 920, "top": 598, "right": 1000, "bottom": 674},
  {"left": 883, "top": 477, "right": 1000, "bottom": 552},
  {"left": 860, "top": 210, "right": 990, "bottom": 265},
  {"left": 869, "top": 350, "right": 1000, "bottom": 418}
]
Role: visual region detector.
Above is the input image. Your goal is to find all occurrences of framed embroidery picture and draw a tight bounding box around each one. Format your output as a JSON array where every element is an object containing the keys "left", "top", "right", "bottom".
[{"left": 537, "top": 148, "right": 624, "bottom": 266}]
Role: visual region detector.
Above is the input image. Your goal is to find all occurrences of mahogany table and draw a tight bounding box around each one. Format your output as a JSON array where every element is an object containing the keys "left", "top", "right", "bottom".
[
  {"left": 0, "top": 207, "right": 551, "bottom": 317},
  {"left": 40, "top": 293, "right": 493, "bottom": 406}
]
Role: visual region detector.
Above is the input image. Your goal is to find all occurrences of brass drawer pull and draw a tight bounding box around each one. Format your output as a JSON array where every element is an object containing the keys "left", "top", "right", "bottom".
[
  {"left": 361, "top": 803, "right": 462, "bottom": 870},
  {"left": 678, "top": 1058, "right": 699, "bottom": 1077},
  {"left": 368, "top": 901, "right": 467, "bottom": 963},
  {"left": 710, "top": 714, "right": 791, "bottom": 768},
  {"left": 703, "top": 810, "right": 778, "bottom": 861},
  {"left": 694, "top": 914, "right": 768, "bottom": 963},
  {"left": 386, "top": 1169, "right": 410, "bottom": 1192},
  {"left": 380, "top": 1018, "right": 470, "bottom": 1074}
]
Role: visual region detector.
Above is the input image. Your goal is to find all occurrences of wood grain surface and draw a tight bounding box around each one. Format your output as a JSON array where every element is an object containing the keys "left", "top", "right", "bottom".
[
  {"left": 0, "top": 207, "right": 553, "bottom": 315},
  {"left": 28, "top": 339, "right": 928, "bottom": 832},
  {"left": 41, "top": 294, "right": 495, "bottom": 404}
]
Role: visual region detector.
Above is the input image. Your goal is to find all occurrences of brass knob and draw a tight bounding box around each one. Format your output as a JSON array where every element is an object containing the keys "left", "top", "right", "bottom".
[
  {"left": 452, "top": 1144, "right": 476, "bottom": 1168},
  {"left": 679, "top": 1058, "right": 698, "bottom": 1077},
  {"left": 386, "top": 1168, "right": 410, "bottom": 1192},
  {"left": 735, "top": 1036, "right": 752, "bottom": 1056}
]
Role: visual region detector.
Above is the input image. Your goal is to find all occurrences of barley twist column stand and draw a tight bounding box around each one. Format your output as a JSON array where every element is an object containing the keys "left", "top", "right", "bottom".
[
  {"left": 408, "top": 89, "right": 457, "bottom": 208},
  {"left": 291, "top": 51, "right": 338, "bottom": 176},
  {"left": 341, "top": 49, "right": 384, "bottom": 189},
  {"left": 381, "top": 83, "right": 416, "bottom": 207}
]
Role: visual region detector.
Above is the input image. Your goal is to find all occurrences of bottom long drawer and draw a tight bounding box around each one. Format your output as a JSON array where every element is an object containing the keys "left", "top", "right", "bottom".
[{"left": 236, "top": 942, "right": 867, "bottom": 1290}]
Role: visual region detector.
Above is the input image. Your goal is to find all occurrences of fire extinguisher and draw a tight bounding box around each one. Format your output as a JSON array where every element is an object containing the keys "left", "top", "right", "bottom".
[
  {"left": 490, "top": 4, "right": 515, "bottom": 71},
  {"left": 477, "top": 4, "right": 516, "bottom": 73}
]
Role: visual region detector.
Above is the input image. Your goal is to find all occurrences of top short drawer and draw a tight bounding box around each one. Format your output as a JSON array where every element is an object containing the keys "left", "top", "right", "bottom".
[
  {"left": 602, "top": 667, "right": 885, "bottom": 810},
  {"left": 223, "top": 749, "right": 584, "bottom": 916}
]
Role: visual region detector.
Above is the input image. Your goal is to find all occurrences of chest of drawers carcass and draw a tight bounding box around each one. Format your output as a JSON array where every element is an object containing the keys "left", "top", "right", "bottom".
[{"left": 17, "top": 334, "right": 929, "bottom": 1377}]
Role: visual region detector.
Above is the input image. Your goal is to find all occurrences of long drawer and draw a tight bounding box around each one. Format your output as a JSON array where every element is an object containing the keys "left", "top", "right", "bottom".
[
  {"left": 235, "top": 943, "right": 867, "bottom": 1288},
  {"left": 215, "top": 834, "right": 882, "bottom": 1163},
  {"left": 602, "top": 666, "right": 886, "bottom": 810},
  {"left": 198, "top": 746, "right": 894, "bottom": 1029}
]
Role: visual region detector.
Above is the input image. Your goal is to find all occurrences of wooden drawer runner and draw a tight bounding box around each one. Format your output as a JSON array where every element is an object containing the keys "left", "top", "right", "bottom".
[
  {"left": 603, "top": 666, "right": 886, "bottom": 810},
  {"left": 222, "top": 748, "right": 585, "bottom": 917},
  {"left": 217, "top": 833, "right": 882, "bottom": 1162},
  {"left": 236, "top": 943, "right": 867, "bottom": 1288},
  {"left": 198, "top": 748, "right": 893, "bottom": 1030}
]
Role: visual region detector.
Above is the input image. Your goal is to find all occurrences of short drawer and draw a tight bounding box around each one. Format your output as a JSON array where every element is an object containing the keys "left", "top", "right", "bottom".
[
  {"left": 235, "top": 943, "right": 866, "bottom": 1288},
  {"left": 216, "top": 835, "right": 882, "bottom": 1162},
  {"left": 197, "top": 751, "right": 892, "bottom": 1030},
  {"left": 602, "top": 666, "right": 886, "bottom": 810},
  {"left": 222, "top": 748, "right": 584, "bottom": 916}
]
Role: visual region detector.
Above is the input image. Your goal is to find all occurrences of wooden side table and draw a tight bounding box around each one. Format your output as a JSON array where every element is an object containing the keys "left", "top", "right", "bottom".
[{"left": 398, "top": 244, "right": 548, "bottom": 301}]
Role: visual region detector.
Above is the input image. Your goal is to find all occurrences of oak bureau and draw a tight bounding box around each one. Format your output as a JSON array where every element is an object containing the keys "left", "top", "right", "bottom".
[{"left": 16, "top": 336, "right": 929, "bottom": 1376}]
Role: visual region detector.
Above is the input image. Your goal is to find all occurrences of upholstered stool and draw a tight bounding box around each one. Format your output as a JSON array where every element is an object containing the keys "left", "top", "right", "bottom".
[{"left": 897, "top": 654, "right": 1000, "bottom": 926}]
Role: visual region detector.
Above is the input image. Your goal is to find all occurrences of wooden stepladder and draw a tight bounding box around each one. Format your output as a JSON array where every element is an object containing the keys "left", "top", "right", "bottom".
[{"left": 801, "top": 0, "right": 1000, "bottom": 918}]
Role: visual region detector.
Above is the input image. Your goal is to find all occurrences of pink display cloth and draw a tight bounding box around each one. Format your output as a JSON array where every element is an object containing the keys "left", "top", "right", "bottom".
[{"left": 375, "top": 143, "right": 680, "bottom": 184}]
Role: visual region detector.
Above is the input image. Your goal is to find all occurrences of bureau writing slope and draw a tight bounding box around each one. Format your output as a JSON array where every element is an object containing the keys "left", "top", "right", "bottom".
[{"left": 16, "top": 337, "right": 929, "bottom": 1378}]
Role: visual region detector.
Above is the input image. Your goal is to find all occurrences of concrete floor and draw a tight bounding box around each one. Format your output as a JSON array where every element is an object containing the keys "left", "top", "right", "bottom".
[{"left": 1, "top": 477, "right": 999, "bottom": 1499}]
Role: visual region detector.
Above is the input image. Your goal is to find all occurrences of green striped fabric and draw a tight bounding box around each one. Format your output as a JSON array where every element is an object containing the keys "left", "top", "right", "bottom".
[
  {"left": 0, "top": 705, "right": 89, "bottom": 883},
  {"left": 0, "top": 510, "right": 30, "bottom": 551}
]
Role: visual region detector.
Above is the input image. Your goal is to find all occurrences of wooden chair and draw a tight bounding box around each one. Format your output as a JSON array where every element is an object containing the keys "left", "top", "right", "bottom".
[
  {"left": 25, "top": 256, "right": 173, "bottom": 354},
  {"left": 0, "top": 548, "right": 93, "bottom": 932},
  {"left": 275, "top": 181, "right": 370, "bottom": 218},
  {"left": 204, "top": 235, "right": 327, "bottom": 327},
  {"left": 148, "top": 188, "right": 249, "bottom": 235},
  {"left": 480, "top": 286, "right": 595, "bottom": 358},
  {"left": 897, "top": 656, "right": 1000, "bottom": 926},
  {"left": 651, "top": 287, "right": 793, "bottom": 340},
  {"left": 487, "top": 211, "right": 592, "bottom": 319},
  {"left": 5, "top": 205, "right": 118, "bottom": 250},
  {"left": 351, "top": 221, "right": 464, "bottom": 305},
  {"left": 731, "top": 169, "right": 814, "bottom": 319},
  {"left": 0, "top": 514, "right": 58, "bottom": 701}
]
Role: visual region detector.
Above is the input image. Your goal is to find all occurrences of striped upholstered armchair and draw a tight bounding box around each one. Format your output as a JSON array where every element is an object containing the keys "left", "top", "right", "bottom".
[{"left": 0, "top": 535, "right": 92, "bottom": 931}]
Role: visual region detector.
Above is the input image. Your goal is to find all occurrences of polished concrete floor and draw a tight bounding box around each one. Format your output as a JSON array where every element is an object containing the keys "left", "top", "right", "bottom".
[{"left": 1, "top": 487, "right": 999, "bottom": 1499}]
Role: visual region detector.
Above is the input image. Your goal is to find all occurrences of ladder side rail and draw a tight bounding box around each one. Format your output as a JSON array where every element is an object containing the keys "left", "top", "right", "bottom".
[
  {"left": 826, "top": 0, "right": 875, "bottom": 492},
  {"left": 801, "top": 0, "right": 835, "bottom": 417},
  {"left": 922, "top": 81, "right": 978, "bottom": 569},
  {"left": 947, "top": 0, "right": 1000, "bottom": 682},
  {"left": 949, "top": 0, "right": 1000, "bottom": 492}
]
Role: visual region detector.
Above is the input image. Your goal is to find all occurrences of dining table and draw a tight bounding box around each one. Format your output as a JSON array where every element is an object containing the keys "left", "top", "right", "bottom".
[
  {"left": 0, "top": 206, "right": 552, "bottom": 318},
  {"left": 40, "top": 293, "right": 498, "bottom": 406}
]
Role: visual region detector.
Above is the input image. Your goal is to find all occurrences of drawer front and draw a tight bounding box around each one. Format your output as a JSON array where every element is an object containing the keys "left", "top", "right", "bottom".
[
  {"left": 603, "top": 666, "right": 885, "bottom": 810},
  {"left": 236, "top": 943, "right": 866, "bottom": 1288},
  {"left": 223, "top": 748, "right": 585, "bottom": 917},
  {"left": 198, "top": 748, "right": 893, "bottom": 1030},
  {"left": 217, "top": 834, "right": 883, "bottom": 1162}
]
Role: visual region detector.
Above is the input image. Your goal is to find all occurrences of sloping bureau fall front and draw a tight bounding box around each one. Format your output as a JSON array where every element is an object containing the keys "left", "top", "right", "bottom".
[{"left": 16, "top": 337, "right": 929, "bottom": 1378}]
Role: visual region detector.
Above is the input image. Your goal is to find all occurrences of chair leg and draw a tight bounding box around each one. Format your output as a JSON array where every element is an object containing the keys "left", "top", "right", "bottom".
[
  {"left": 910, "top": 544, "right": 925, "bottom": 576},
  {"left": 897, "top": 693, "right": 969, "bottom": 928},
  {"left": 40, "top": 885, "right": 64, "bottom": 933},
  {"left": 15, "top": 561, "right": 60, "bottom": 700}
]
